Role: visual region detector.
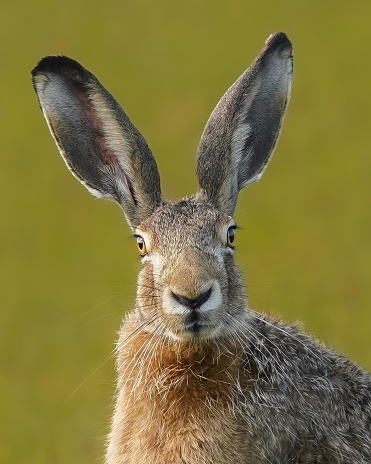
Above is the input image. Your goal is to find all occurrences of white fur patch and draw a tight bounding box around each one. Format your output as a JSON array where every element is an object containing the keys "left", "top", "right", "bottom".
[{"left": 85, "top": 185, "right": 105, "bottom": 198}]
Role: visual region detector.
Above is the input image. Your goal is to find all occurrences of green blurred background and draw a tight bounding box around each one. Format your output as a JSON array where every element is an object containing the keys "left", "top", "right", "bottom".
[{"left": 2, "top": 1, "right": 371, "bottom": 462}]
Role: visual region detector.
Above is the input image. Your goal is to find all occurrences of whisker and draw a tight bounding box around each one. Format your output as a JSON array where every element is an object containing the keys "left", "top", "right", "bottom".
[{"left": 62, "top": 348, "right": 116, "bottom": 406}]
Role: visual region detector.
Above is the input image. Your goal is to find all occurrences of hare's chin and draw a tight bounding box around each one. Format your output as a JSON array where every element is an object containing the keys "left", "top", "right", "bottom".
[{"left": 166, "top": 323, "right": 223, "bottom": 342}]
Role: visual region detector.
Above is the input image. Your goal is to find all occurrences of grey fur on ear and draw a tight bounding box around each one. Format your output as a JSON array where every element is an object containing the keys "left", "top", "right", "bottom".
[
  {"left": 196, "top": 32, "right": 293, "bottom": 215},
  {"left": 32, "top": 56, "right": 162, "bottom": 230}
]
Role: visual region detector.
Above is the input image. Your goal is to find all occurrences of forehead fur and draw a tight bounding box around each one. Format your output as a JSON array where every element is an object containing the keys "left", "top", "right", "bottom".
[{"left": 138, "top": 199, "right": 232, "bottom": 249}]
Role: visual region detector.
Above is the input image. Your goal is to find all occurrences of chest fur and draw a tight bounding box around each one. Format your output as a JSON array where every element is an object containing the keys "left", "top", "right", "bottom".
[{"left": 108, "top": 331, "right": 252, "bottom": 464}]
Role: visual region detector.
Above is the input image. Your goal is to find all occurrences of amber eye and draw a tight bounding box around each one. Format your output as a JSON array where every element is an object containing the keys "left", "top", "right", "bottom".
[
  {"left": 136, "top": 236, "right": 147, "bottom": 256},
  {"left": 227, "top": 226, "right": 236, "bottom": 248}
]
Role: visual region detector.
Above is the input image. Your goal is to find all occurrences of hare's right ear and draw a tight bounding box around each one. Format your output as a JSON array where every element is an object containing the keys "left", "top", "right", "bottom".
[
  {"left": 32, "top": 56, "right": 162, "bottom": 230},
  {"left": 196, "top": 33, "right": 293, "bottom": 216}
]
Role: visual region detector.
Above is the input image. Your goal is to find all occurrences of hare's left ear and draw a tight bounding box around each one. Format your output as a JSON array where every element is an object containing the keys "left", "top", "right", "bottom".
[
  {"left": 196, "top": 32, "right": 293, "bottom": 216},
  {"left": 32, "top": 56, "right": 162, "bottom": 230}
]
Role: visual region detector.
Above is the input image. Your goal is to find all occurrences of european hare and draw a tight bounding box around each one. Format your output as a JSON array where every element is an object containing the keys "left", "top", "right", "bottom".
[{"left": 32, "top": 33, "right": 371, "bottom": 463}]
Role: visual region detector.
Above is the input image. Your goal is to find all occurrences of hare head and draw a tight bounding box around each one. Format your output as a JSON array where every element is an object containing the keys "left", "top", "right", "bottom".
[{"left": 32, "top": 32, "right": 292, "bottom": 344}]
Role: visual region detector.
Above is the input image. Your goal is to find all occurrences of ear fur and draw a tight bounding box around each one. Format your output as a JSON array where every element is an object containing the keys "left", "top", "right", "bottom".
[
  {"left": 196, "top": 32, "right": 293, "bottom": 215},
  {"left": 32, "top": 56, "right": 162, "bottom": 230}
]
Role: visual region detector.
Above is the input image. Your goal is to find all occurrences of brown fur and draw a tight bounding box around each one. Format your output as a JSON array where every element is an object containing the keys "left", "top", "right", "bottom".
[
  {"left": 107, "top": 316, "right": 255, "bottom": 464},
  {"left": 32, "top": 33, "right": 371, "bottom": 464}
]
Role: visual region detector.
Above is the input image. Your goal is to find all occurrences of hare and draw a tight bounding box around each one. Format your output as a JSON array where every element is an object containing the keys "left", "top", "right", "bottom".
[{"left": 32, "top": 32, "right": 371, "bottom": 463}]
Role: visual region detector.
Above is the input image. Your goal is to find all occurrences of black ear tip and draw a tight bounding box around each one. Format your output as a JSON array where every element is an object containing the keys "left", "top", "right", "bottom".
[
  {"left": 31, "top": 55, "right": 87, "bottom": 78},
  {"left": 265, "top": 32, "right": 292, "bottom": 53}
]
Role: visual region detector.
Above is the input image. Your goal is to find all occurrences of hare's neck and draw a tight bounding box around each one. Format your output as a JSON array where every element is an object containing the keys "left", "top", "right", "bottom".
[
  {"left": 116, "top": 321, "right": 246, "bottom": 398},
  {"left": 108, "top": 320, "right": 251, "bottom": 464}
]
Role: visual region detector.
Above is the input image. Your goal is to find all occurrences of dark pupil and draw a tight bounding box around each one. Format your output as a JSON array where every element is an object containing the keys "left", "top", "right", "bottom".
[
  {"left": 137, "top": 238, "right": 144, "bottom": 250},
  {"left": 228, "top": 228, "right": 235, "bottom": 243}
]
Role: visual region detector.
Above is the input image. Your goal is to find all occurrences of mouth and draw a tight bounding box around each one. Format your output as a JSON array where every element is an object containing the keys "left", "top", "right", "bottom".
[
  {"left": 184, "top": 320, "right": 203, "bottom": 334},
  {"left": 162, "top": 284, "right": 225, "bottom": 342},
  {"left": 183, "top": 310, "right": 206, "bottom": 335},
  {"left": 172, "top": 316, "right": 221, "bottom": 342}
]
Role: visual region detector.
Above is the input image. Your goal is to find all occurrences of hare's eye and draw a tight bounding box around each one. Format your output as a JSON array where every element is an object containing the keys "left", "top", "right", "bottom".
[
  {"left": 136, "top": 236, "right": 147, "bottom": 256},
  {"left": 227, "top": 226, "right": 236, "bottom": 248}
]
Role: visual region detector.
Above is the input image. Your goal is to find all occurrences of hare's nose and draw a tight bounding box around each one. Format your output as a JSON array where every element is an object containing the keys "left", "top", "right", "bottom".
[{"left": 171, "top": 288, "right": 212, "bottom": 310}]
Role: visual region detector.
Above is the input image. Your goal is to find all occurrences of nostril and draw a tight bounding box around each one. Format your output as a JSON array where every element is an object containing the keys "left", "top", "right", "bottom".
[
  {"left": 194, "top": 288, "right": 212, "bottom": 308},
  {"left": 171, "top": 287, "right": 212, "bottom": 310}
]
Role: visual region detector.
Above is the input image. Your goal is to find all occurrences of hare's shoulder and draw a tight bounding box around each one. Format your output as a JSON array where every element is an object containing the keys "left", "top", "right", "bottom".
[
  {"left": 241, "top": 313, "right": 371, "bottom": 462},
  {"left": 243, "top": 312, "right": 371, "bottom": 395}
]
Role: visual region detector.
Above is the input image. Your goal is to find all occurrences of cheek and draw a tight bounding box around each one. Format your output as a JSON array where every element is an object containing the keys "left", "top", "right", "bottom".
[
  {"left": 136, "top": 262, "right": 157, "bottom": 305},
  {"left": 210, "top": 249, "right": 228, "bottom": 280},
  {"left": 224, "top": 254, "right": 245, "bottom": 306},
  {"left": 149, "top": 253, "right": 168, "bottom": 284}
]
